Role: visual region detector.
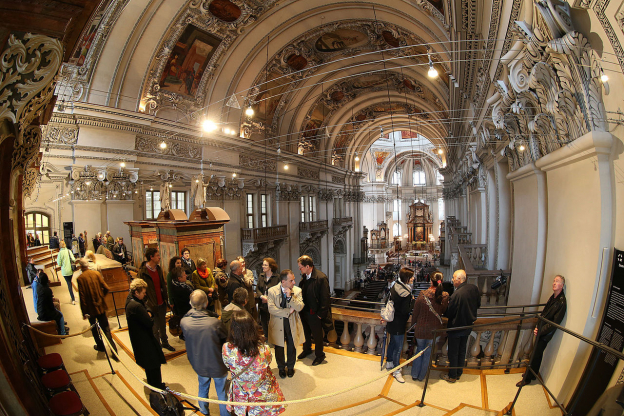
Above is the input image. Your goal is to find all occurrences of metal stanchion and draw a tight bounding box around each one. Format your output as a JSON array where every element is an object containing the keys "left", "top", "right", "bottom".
[{"left": 95, "top": 320, "right": 116, "bottom": 375}]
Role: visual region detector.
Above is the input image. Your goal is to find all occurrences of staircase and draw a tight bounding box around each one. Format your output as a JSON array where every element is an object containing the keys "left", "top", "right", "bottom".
[{"left": 26, "top": 245, "right": 61, "bottom": 286}]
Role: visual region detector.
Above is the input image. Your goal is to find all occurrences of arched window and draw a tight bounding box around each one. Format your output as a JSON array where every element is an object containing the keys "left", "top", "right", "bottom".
[
  {"left": 413, "top": 169, "right": 426, "bottom": 185},
  {"left": 24, "top": 212, "right": 51, "bottom": 245},
  {"left": 391, "top": 171, "right": 401, "bottom": 185},
  {"left": 393, "top": 223, "right": 402, "bottom": 237}
]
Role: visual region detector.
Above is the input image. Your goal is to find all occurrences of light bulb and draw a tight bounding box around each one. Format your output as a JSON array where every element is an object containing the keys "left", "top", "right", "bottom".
[
  {"left": 355, "top": 155, "right": 360, "bottom": 161},
  {"left": 223, "top": 128, "right": 231, "bottom": 135},
  {"left": 195, "top": 179, "right": 199, "bottom": 183},
  {"left": 229, "top": 129, "right": 236, "bottom": 135},
  {"left": 518, "top": 144, "right": 525, "bottom": 151},
  {"left": 232, "top": 173, "right": 237, "bottom": 178},
  {"left": 284, "top": 164, "right": 289, "bottom": 170},
  {"left": 438, "top": 148, "right": 444, "bottom": 155},
  {"left": 601, "top": 73, "right": 609, "bottom": 82},
  {"left": 120, "top": 162, "right": 126, "bottom": 168},
  {"left": 245, "top": 106, "right": 254, "bottom": 117},
  {"left": 85, "top": 181, "right": 91, "bottom": 186},
  {"left": 428, "top": 63, "right": 438, "bottom": 78},
  {"left": 203, "top": 120, "right": 217, "bottom": 132},
  {"left": 169, "top": 183, "right": 172, "bottom": 188},
  {"left": 160, "top": 141, "right": 167, "bottom": 149}
]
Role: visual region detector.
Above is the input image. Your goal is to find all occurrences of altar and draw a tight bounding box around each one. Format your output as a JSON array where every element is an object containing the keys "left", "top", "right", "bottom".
[{"left": 406, "top": 202, "right": 433, "bottom": 250}]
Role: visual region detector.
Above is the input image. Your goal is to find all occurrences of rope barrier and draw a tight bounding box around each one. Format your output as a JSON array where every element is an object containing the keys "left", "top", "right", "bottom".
[
  {"left": 95, "top": 323, "right": 428, "bottom": 407},
  {"left": 26, "top": 323, "right": 96, "bottom": 339}
]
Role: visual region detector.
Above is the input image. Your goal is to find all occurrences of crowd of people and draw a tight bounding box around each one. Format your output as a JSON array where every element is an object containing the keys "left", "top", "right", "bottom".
[
  {"left": 122, "top": 248, "right": 331, "bottom": 416},
  {"left": 27, "top": 234, "right": 568, "bottom": 415}
]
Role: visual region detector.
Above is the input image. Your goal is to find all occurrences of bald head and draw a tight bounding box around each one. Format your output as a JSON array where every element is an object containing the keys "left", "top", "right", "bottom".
[
  {"left": 189, "top": 290, "right": 208, "bottom": 310},
  {"left": 230, "top": 260, "right": 242, "bottom": 275},
  {"left": 452, "top": 269, "right": 466, "bottom": 287}
]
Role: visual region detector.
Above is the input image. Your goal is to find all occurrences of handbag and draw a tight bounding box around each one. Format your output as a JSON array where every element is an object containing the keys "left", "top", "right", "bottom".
[
  {"left": 149, "top": 389, "right": 185, "bottom": 416},
  {"left": 423, "top": 294, "right": 443, "bottom": 325},
  {"left": 381, "top": 298, "right": 395, "bottom": 322}
]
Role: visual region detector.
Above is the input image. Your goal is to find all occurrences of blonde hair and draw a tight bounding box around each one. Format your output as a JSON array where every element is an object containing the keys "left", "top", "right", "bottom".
[
  {"left": 59, "top": 241, "right": 66, "bottom": 248},
  {"left": 130, "top": 278, "right": 148, "bottom": 294},
  {"left": 85, "top": 250, "right": 96, "bottom": 262},
  {"left": 197, "top": 258, "right": 207, "bottom": 267}
]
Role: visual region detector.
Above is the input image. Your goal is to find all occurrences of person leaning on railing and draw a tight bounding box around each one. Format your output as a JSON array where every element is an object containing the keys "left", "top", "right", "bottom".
[{"left": 516, "top": 274, "right": 567, "bottom": 387}]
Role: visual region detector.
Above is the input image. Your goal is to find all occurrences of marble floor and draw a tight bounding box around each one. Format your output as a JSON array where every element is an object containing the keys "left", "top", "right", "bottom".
[{"left": 23, "top": 280, "right": 563, "bottom": 416}]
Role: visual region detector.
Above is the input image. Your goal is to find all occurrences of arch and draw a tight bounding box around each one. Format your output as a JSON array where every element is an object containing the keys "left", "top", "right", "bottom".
[
  {"left": 23, "top": 211, "right": 52, "bottom": 245},
  {"left": 302, "top": 245, "right": 321, "bottom": 267},
  {"left": 333, "top": 237, "right": 346, "bottom": 254}
]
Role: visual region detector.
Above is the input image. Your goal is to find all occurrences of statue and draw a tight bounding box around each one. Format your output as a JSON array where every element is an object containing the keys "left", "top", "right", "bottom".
[{"left": 160, "top": 182, "right": 170, "bottom": 211}]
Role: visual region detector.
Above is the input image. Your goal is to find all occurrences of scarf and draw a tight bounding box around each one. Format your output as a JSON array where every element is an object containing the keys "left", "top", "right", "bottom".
[
  {"left": 182, "top": 257, "right": 192, "bottom": 268},
  {"left": 198, "top": 268, "right": 210, "bottom": 280}
]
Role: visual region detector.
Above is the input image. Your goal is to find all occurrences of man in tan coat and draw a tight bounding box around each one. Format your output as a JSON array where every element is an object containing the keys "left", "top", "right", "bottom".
[
  {"left": 267, "top": 269, "right": 304, "bottom": 378},
  {"left": 76, "top": 259, "right": 118, "bottom": 360}
]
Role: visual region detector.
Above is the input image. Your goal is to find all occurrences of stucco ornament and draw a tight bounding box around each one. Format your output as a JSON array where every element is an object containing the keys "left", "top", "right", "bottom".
[{"left": 490, "top": 0, "right": 608, "bottom": 171}]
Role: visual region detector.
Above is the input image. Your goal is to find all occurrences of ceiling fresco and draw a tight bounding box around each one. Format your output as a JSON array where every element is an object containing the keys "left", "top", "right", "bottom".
[{"left": 241, "top": 19, "right": 449, "bottom": 147}]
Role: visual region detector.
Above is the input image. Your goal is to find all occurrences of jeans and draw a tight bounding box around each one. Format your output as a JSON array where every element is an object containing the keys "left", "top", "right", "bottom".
[
  {"left": 57, "top": 312, "right": 66, "bottom": 335},
  {"left": 197, "top": 375, "right": 228, "bottom": 416},
  {"left": 448, "top": 335, "right": 469, "bottom": 379},
  {"left": 411, "top": 338, "right": 433, "bottom": 380},
  {"left": 63, "top": 275, "right": 75, "bottom": 302},
  {"left": 386, "top": 334, "right": 405, "bottom": 369}
]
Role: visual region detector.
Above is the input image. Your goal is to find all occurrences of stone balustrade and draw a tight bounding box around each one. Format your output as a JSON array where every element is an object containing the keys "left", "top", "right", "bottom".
[{"left": 327, "top": 302, "right": 537, "bottom": 371}]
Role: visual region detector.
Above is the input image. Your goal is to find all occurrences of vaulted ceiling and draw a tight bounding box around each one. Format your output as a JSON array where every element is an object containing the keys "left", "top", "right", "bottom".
[{"left": 57, "top": 0, "right": 457, "bottom": 169}]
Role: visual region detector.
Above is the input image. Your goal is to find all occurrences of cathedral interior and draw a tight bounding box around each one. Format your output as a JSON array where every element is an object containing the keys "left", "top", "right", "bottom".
[{"left": 2, "top": 0, "right": 624, "bottom": 414}]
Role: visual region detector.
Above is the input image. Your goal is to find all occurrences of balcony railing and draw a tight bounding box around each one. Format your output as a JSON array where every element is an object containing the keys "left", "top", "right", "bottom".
[
  {"left": 241, "top": 225, "right": 288, "bottom": 243},
  {"left": 332, "top": 217, "right": 353, "bottom": 226},
  {"left": 324, "top": 302, "right": 540, "bottom": 368},
  {"left": 369, "top": 241, "right": 388, "bottom": 250},
  {"left": 299, "top": 220, "right": 328, "bottom": 232}
]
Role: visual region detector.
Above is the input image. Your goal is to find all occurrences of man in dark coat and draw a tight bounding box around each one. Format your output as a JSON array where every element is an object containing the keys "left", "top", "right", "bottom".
[
  {"left": 297, "top": 255, "right": 331, "bottom": 366},
  {"left": 49, "top": 231, "right": 60, "bottom": 250},
  {"left": 517, "top": 274, "right": 567, "bottom": 387},
  {"left": 112, "top": 238, "right": 128, "bottom": 265},
  {"left": 36, "top": 273, "right": 67, "bottom": 335},
  {"left": 226, "top": 260, "right": 245, "bottom": 303},
  {"left": 139, "top": 247, "right": 174, "bottom": 351},
  {"left": 170, "top": 266, "right": 193, "bottom": 318},
  {"left": 125, "top": 278, "right": 166, "bottom": 389},
  {"left": 442, "top": 269, "right": 481, "bottom": 382}
]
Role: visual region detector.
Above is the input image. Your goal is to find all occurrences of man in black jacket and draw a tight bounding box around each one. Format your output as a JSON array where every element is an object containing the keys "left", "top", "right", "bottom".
[
  {"left": 517, "top": 274, "right": 567, "bottom": 387},
  {"left": 226, "top": 260, "right": 245, "bottom": 302},
  {"left": 297, "top": 255, "right": 331, "bottom": 366},
  {"left": 442, "top": 269, "right": 481, "bottom": 382}
]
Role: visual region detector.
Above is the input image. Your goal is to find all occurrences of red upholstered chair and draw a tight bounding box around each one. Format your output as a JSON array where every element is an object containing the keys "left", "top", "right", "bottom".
[
  {"left": 21, "top": 324, "right": 65, "bottom": 373},
  {"left": 23, "top": 360, "right": 89, "bottom": 416},
  {"left": 24, "top": 360, "right": 75, "bottom": 397}
]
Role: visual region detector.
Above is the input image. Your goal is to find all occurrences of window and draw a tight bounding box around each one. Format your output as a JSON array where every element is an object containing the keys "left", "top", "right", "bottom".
[
  {"left": 24, "top": 212, "right": 51, "bottom": 245},
  {"left": 393, "top": 223, "right": 402, "bottom": 237},
  {"left": 246, "top": 194, "right": 254, "bottom": 228},
  {"left": 171, "top": 191, "right": 186, "bottom": 212},
  {"left": 436, "top": 171, "right": 444, "bottom": 185},
  {"left": 301, "top": 196, "right": 306, "bottom": 222},
  {"left": 260, "top": 194, "right": 268, "bottom": 228},
  {"left": 413, "top": 169, "right": 426, "bottom": 185},
  {"left": 393, "top": 199, "right": 401, "bottom": 221},
  {"left": 391, "top": 171, "right": 401, "bottom": 185},
  {"left": 308, "top": 195, "right": 316, "bottom": 221},
  {"left": 438, "top": 198, "right": 445, "bottom": 220},
  {"left": 145, "top": 190, "right": 161, "bottom": 219}
]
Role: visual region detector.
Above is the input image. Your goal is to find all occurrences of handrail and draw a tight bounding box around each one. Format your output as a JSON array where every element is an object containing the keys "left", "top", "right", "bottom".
[{"left": 331, "top": 297, "right": 383, "bottom": 306}]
